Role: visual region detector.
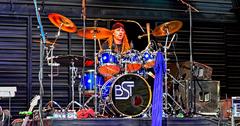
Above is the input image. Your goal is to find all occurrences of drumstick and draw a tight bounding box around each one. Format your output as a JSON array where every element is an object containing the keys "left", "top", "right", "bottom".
[
  {"left": 146, "top": 23, "right": 151, "bottom": 50},
  {"left": 98, "top": 39, "right": 103, "bottom": 51}
]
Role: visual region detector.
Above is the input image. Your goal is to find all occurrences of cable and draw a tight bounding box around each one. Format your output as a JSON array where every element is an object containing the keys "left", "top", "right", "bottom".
[
  {"left": 33, "top": 0, "right": 46, "bottom": 125},
  {"left": 8, "top": 96, "right": 11, "bottom": 126},
  {"left": 171, "top": 34, "right": 182, "bottom": 80}
]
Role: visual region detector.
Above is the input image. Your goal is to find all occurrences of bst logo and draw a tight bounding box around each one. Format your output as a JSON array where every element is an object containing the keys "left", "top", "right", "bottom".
[{"left": 115, "top": 81, "right": 134, "bottom": 100}]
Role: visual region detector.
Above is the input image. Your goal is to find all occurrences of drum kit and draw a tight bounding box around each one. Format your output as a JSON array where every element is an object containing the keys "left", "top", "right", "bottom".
[{"left": 38, "top": 13, "right": 184, "bottom": 118}]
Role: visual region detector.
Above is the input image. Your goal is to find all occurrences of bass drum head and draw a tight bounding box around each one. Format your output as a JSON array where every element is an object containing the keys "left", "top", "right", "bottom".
[{"left": 110, "top": 74, "right": 152, "bottom": 117}]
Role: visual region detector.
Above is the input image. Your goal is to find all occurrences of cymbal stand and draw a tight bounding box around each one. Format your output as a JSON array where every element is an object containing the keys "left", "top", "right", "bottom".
[
  {"left": 46, "top": 23, "right": 63, "bottom": 108},
  {"left": 167, "top": 73, "right": 186, "bottom": 114},
  {"left": 93, "top": 20, "right": 98, "bottom": 115},
  {"left": 79, "top": 0, "right": 86, "bottom": 107},
  {"left": 163, "top": 28, "right": 184, "bottom": 115},
  {"left": 163, "top": 27, "right": 170, "bottom": 114},
  {"left": 67, "top": 62, "right": 80, "bottom": 110}
]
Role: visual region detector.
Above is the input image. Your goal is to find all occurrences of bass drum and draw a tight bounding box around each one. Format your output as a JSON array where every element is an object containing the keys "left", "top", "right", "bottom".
[{"left": 100, "top": 74, "right": 152, "bottom": 117}]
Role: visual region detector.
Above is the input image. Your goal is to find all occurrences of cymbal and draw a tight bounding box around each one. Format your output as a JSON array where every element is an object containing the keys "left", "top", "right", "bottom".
[
  {"left": 48, "top": 13, "right": 77, "bottom": 33},
  {"left": 77, "top": 27, "right": 112, "bottom": 39},
  {"left": 152, "top": 20, "right": 183, "bottom": 37},
  {"left": 51, "top": 55, "right": 94, "bottom": 67},
  {"left": 33, "top": 40, "right": 56, "bottom": 45}
]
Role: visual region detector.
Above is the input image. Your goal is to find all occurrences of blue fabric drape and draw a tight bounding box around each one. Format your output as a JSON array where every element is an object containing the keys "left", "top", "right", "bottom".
[{"left": 152, "top": 51, "right": 166, "bottom": 126}]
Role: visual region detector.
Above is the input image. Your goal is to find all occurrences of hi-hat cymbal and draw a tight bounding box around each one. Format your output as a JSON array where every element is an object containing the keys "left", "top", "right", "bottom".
[
  {"left": 50, "top": 55, "right": 94, "bottom": 67},
  {"left": 77, "top": 27, "right": 112, "bottom": 39},
  {"left": 48, "top": 13, "right": 77, "bottom": 33},
  {"left": 152, "top": 20, "right": 183, "bottom": 37}
]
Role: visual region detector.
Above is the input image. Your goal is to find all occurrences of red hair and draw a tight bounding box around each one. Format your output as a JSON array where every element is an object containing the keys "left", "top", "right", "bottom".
[{"left": 107, "top": 32, "right": 130, "bottom": 54}]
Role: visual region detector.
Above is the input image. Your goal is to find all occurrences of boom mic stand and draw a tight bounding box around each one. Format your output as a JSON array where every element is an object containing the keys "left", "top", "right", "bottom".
[{"left": 179, "top": 0, "right": 199, "bottom": 115}]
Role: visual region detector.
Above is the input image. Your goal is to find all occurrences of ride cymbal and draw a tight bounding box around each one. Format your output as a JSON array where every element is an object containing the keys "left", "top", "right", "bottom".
[
  {"left": 77, "top": 27, "right": 112, "bottom": 39},
  {"left": 48, "top": 13, "right": 77, "bottom": 33},
  {"left": 152, "top": 20, "right": 183, "bottom": 37}
]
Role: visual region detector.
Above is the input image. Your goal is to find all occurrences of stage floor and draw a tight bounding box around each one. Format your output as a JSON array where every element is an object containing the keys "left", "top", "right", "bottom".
[{"left": 29, "top": 117, "right": 226, "bottom": 126}]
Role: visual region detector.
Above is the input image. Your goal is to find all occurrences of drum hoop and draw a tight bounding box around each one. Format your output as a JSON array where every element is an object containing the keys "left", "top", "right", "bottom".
[
  {"left": 98, "top": 63, "right": 120, "bottom": 67},
  {"left": 99, "top": 77, "right": 116, "bottom": 101},
  {"left": 109, "top": 73, "right": 152, "bottom": 117},
  {"left": 140, "top": 48, "right": 154, "bottom": 54},
  {"left": 86, "top": 69, "right": 95, "bottom": 73},
  {"left": 98, "top": 49, "right": 118, "bottom": 55}
]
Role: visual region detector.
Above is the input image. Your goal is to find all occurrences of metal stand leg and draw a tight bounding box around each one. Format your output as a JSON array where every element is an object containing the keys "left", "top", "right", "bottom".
[{"left": 67, "top": 62, "right": 81, "bottom": 110}]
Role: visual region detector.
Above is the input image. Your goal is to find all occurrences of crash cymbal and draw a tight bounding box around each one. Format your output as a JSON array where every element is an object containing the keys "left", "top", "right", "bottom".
[
  {"left": 77, "top": 27, "right": 112, "bottom": 39},
  {"left": 33, "top": 40, "right": 56, "bottom": 45},
  {"left": 152, "top": 20, "right": 183, "bottom": 37},
  {"left": 48, "top": 13, "right": 77, "bottom": 33}
]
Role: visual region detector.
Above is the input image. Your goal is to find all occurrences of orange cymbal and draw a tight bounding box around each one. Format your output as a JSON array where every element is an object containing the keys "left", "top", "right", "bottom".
[
  {"left": 152, "top": 20, "right": 183, "bottom": 37},
  {"left": 48, "top": 13, "right": 77, "bottom": 33},
  {"left": 77, "top": 27, "right": 112, "bottom": 39},
  {"left": 33, "top": 40, "right": 56, "bottom": 45}
]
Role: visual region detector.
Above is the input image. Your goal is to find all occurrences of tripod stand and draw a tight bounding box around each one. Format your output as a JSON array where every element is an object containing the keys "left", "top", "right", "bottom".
[
  {"left": 67, "top": 62, "right": 83, "bottom": 110},
  {"left": 45, "top": 23, "right": 63, "bottom": 108}
]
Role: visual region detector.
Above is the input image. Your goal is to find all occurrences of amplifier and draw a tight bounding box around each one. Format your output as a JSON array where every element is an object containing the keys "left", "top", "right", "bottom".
[
  {"left": 180, "top": 61, "right": 213, "bottom": 80},
  {"left": 194, "top": 80, "right": 220, "bottom": 114},
  {"left": 178, "top": 80, "right": 220, "bottom": 114},
  {"left": 232, "top": 97, "right": 240, "bottom": 117}
]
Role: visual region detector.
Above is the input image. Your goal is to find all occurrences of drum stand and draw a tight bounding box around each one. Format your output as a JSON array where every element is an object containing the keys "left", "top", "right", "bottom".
[
  {"left": 67, "top": 62, "right": 83, "bottom": 110},
  {"left": 163, "top": 28, "right": 185, "bottom": 116}
]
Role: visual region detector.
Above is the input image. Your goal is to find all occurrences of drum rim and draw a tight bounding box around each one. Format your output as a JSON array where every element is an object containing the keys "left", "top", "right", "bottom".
[
  {"left": 98, "top": 49, "right": 119, "bottom": 55},
  {"left": 109, "top": 73, "right": 152, "bottom": 117},
  {"left": 99, "top": 77, "right": 116, "bottom": 101},
  {"left": 98, "top": 64, "right": 121, "bottom": 76}
]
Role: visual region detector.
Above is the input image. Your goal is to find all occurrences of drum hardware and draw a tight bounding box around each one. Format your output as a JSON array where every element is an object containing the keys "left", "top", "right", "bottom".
[
  {"left": 160, "top": 22, "right": 183, "bottom": 116},
  {"left": 45, "top": 21, "right": 65, "bottom": 108},
  {"left": 167, "top": 73, "right": 186, "bottom": 114},
  {"left": 67, "top": 61, "right": 81, "bottom": 110}
]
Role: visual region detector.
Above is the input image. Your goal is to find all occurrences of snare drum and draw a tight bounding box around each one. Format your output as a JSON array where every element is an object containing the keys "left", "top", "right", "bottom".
[
  {"left": 100, "top": 74, "right": 152, "bottom": 117},
  {"left": 141, "top": 49, "right": 156, "bottom": 69},
  {"left": 82, "top": 70, "right": 104, "bottom": 94},
  {"left": 122, "top": 49, "right": 142, "bottom": 73},
  {"left": 98, "top": 49, "right": 121, "bottom": 76}
]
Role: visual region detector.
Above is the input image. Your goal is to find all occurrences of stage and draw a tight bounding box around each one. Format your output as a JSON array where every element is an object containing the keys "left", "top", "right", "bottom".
[{"left": 28, "top": 117, "right": 227, "bottom": 126}]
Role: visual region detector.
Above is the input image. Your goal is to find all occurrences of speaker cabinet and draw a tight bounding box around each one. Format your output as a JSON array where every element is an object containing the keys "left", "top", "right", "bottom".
[
  {"left": 178, "top": 80, "right": 220, "bottom": 114},
  {"left": 194, "top": 80, "right": 220, "bottom": 114}
]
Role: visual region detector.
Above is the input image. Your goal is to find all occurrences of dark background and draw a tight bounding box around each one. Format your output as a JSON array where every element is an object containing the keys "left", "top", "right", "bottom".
[{"left": 0, "top": 0, "right": 240, "bottom": 118}]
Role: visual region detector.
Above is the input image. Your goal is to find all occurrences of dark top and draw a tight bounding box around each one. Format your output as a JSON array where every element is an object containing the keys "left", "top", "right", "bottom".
[{"left": 101, "top": 41, "right": 123, "bottom": 54}]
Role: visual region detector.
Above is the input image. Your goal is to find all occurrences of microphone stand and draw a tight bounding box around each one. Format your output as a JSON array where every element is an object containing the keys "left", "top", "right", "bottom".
[{"left": 179, "top": 0, "right": 199, "bottom": 115}]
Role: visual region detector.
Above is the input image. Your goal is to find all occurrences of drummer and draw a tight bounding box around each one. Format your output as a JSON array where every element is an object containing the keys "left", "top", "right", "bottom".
[
  {"left": 101, "top": 22, "right": 131, "bottom": 54},
  {"left": 100, "top": 22, "right": 131, "bottom": 81}
]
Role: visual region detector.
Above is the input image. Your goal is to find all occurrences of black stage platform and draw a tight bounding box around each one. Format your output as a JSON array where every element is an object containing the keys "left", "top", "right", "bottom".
[{"left": 29, "top": 117, "right": 225, "bottom": 126}]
